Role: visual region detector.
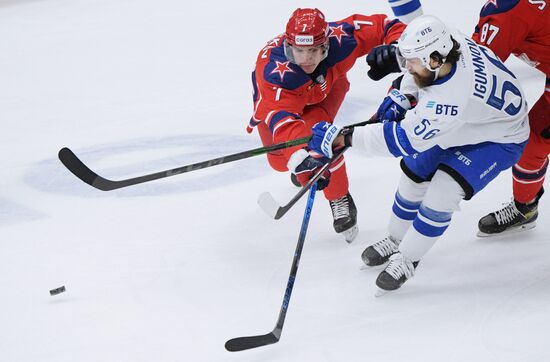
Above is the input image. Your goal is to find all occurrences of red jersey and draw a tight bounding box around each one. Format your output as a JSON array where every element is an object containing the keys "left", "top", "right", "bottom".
[
  {"left": 472, "top": 0, "right": 550, "bottom": 79},
  {"left": 249, "top": 14, "right": 405, "bottom": 144}
]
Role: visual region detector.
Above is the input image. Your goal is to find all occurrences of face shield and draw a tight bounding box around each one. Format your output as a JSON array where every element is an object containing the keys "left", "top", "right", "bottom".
[
  {"left": 284, "top": 39, "right": 329, "bottom": 65},
  {"left": 396, "top": 45, "right": 445, "bottom": 75},
  {"left": 395, "top": 47, "right": 408, "bottom": 72}
]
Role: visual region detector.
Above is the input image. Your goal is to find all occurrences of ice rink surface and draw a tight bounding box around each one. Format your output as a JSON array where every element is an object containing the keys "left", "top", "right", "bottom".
[{"left": 1, "top": 0, "right": 548, "bottom": 361}]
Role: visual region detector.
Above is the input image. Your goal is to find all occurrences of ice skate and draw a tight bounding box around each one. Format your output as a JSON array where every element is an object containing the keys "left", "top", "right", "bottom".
[
  {"left": 375, "top": 252, "right": 418, "bottom": 294},
  {"left": 477, "top": 199, "right": 538, "bottom": 237},
  {"left": 361, "top": 236, "right": 400, "bottom": 266},
  {"left": 329, "top": 192, "right": 358, "bottom": 243}
]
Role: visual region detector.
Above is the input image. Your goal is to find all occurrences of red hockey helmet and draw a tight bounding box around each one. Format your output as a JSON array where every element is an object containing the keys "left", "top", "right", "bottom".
[{"left": 285, "top": 8, "right": 329, "bottom": 47}]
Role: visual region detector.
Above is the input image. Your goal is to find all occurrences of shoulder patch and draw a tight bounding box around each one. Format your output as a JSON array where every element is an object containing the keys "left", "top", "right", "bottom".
[
  {"left": 480, "top": 0, "right": 521, "bottom": 17},
  {"left": 263, "top": 46, "right": 309, "bottom": 90},
  {"left": 325, "top": 21, "right": 357, "bottom": 64}
]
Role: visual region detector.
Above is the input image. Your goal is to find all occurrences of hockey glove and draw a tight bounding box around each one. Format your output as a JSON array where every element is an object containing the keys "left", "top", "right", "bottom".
[
  {"left": 366, "top": 44, "right": 401, "bottom": 81},
  {"left": 308, "top": 122, "right": 343, "bottom": 158},
  {"left": 375, "top": 88, "right": 414, "bottom": 123},
  {"left": 287, "top": 148, "right": 331, "bottom": 190}
]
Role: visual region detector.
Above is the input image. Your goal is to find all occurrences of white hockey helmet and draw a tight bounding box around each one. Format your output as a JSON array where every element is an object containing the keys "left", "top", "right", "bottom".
[{"left": 396, "top": 15, "right": 454, "bottom": 71}]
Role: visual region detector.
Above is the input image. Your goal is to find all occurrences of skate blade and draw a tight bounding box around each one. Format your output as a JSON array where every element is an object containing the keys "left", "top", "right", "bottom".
[
  {"left": 477, "top": 221, "right": 537, "bottom": 238},
  {"left": 342, "top": 225, "right": 359, "bottom": 244}
]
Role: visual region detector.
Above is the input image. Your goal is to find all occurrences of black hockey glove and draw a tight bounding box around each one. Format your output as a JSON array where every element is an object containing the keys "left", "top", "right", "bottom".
[
  {"left": 366, "top": 44, "right": 401, "bottom": 81},
  {"left": 287, "top": 149, "right": 331, "bottom": 190},
  {"left": 541, "top": 125, "right": 550, "bottom": 140}
]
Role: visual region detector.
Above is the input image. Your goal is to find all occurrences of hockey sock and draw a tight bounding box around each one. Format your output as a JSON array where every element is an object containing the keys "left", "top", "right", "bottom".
[
  {"left": 388, "top": 0, "right": 423, "bottom": 24},
  {"left": 513, "top": 158, "right": 548, "bottom": 204},
  {"left": 399, "top": 171, "right": 464, "bottom": 261},
  {"left": 388, "top": 173, "right": 429, "bottom": 241}
]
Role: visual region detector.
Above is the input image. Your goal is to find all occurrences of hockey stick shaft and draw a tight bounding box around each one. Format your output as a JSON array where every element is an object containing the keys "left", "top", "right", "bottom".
[
  {"left": 58, "top": 137, "right": 309, "bottom": 191},
  {"left": 58, "top": 119, "right": 376, "bottom": 191},
  {"left": 225, "top": 183, "right": 318, "bottom": 352}
]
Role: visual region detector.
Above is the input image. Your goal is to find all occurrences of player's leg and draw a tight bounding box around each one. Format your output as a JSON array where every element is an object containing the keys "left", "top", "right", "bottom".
[
  {"left": 300, "top": 76, "right": 358, "bottom": 242},
  {"left": 362, "top": 173, "right": 428, "bottom": 266},
  {"left": 387, "top": 0, "right": 423, "bottom": 24},
  {"left": 478, "top": 97, "right": 550, "bottom": 236},
  {"left": 362, "top": 148, "right": 441, "bottom": 266},
  {"left": 376, "top": 170, "right": 464, "bottom": 292},
  {"left": 256, "top": 121, "right": 290, "bottom": 172},
  {"left": 376, "top": 141, "right": 525, "bottom": 292}
]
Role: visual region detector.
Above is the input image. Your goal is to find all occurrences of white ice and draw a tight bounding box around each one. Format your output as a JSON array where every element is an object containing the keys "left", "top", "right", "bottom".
[{"left": 1, "top": 0, "right": 548, "bottom": 361}]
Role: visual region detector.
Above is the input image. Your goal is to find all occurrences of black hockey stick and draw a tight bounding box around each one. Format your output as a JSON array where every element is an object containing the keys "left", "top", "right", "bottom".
[
  {"left": 58, "top": 120, "right": 376, "bottom": 191},
  {"left": 258, "top": 146, "right": 348, "bottom": 219},
  {"left": 225, "top": 182, "right": 318, "bottom": 352},
  {"left": 257, "top": 115, "right": 378, "bottom": 220},
  {"left": 57, "top": 137, "right": 310, "bottom": 191}
]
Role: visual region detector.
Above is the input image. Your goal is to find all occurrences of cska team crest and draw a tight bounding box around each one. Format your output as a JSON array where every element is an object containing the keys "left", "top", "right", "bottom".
[
  {"left": 328, "top": 25, "right": 349, "bottom": 46},
  {"left": 270, "top": 61, "right": 295, "bottom": 82},
  {"left": 483, "top": 0, "right": 499, "bottom": 9}
]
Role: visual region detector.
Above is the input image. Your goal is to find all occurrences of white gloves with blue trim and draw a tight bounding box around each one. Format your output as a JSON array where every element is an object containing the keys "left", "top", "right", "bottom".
[
  {"left": 308, "top": 122, "right": 343, "bottom": 158},
  {"left": 376, "top": 88, "right": 413, "bottom": 123}
]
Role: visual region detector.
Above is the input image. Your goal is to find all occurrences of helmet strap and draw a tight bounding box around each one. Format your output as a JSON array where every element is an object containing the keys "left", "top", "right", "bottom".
[{"left": 425, "top": 56, "right": 446, "bottom": 80}]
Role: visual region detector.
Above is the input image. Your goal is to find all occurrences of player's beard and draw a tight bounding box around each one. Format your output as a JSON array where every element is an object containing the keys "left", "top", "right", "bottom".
[{"left": 411, "top": 70, "right": 436, "bottom": 88}]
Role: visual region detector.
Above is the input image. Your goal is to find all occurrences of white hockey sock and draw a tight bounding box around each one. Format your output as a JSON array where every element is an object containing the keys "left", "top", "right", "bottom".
[
  {"left": 399, "top": 171, "right": 465, "bottom": 261},
  {"left": 388, "top": 173, "right": 429, "bottom": 241},
  {"left": 388, "top": 0, "right": 424, "bottom": 24}
]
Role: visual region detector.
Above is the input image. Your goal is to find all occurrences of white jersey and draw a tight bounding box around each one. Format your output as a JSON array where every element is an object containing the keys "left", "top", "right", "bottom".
[{"left": 355, "top": 31, "right": 530, "bottom": 158}]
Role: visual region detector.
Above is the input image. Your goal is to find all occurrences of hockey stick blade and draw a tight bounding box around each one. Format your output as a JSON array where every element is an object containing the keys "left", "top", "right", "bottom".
[
  {"left": 257, "top": 192, "right": 282, "bottom": 219},
  {"left": 258, "top": 147, "right": 349, "bottom": 220},
  {"left": 58, "top": 147, "right": 118, "bottom": 191},
  {"left": 225, "top": 332, "right": 279, "bottom": 352}
]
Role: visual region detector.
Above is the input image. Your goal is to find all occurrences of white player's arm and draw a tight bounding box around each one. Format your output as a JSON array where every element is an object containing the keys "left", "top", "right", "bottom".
[
  {"left": 352, "top": 121, "right": 418, "bottom": 158},
  {"left": 399, "top": 112, "right": 461, "bottom": 151},
  {"left": 352, "top": 112, "right": 460, "bottom": 157}
]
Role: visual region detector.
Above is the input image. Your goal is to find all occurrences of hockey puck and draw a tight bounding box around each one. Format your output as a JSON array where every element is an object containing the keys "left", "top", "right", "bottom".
[{"left": 49, "top": 286, "right": 66, "bottom": 296}]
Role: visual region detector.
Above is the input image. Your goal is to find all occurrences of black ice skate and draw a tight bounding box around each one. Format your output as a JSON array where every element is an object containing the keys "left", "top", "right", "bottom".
[
  {"left": 477, "top": 199, "right": 538, "bottom": 237},
  {"left": 329, "top": 192, "right": 358, "bottom": 243},
  {"left": 375, "top": 252, "right": 418, "bottom": 296},
  {"left": 361, "top": 236, "right": 399, "bottom": 266}
]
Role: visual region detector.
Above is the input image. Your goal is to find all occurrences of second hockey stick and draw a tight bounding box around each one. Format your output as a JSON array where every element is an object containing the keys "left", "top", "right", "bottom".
[{"left": 225, "top": 182, "right": 318, "bottom": 352}]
